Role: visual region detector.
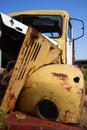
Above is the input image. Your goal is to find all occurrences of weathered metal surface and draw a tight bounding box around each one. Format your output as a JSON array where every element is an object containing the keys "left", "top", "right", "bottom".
[
  {"left": 7, "top": 10, "right": 70, "bottom": 64},
  {"left": 17, "top": 64, "right": 85, "bottom": 124},
  {"left": 1, "top": 26, "right": 62, "bottom": 112},
  {"left": 5, "top": 112, "right": 82, "bottom": 130},
  {"left": 0, "top": 12, "right": 28, "bottom": 34},
  {"left": 0, "top": 11, "right": 85, "bottom": 127}
]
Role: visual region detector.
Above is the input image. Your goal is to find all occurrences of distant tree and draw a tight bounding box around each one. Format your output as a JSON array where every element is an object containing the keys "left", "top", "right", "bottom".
[{"left": 84, "top": 69, "right": 87, "bottom": 80}]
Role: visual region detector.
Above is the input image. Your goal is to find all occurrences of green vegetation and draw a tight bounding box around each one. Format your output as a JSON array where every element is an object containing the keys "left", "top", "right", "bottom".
[
  {"left": 0, "top": 107, "right": 7, "bottom": 130},
  {"left": 83, "top": 69, "right": 87, "bottom": 94},
  {"left": 84, "top": 69, "right": 87, "bottom": 80}
]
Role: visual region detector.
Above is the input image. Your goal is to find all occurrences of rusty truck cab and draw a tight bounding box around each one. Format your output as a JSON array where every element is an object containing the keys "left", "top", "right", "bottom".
[
  {"left": 0, "top": 10, "right": 85, "bottom": 125},
  {"left": 8, "top": 10, "right": 73, "bottom": 64}
]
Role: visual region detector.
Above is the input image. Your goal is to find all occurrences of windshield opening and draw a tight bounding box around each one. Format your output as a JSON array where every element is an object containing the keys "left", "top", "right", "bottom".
[{"left": 13, "top": 15, "right": 63, "bottom": 38}]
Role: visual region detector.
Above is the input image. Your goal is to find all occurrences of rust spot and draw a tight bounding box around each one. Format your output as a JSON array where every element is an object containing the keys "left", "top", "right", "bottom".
[
  {"left": 15, "top": 67, "right": 18, "bottom": 71},
  {"left": 65, "top": 87, "right": 72, "bottom": 92},
  {"left": 51, "top": 72, "right": 68, "bottom": 81},
  {"left": 77, "top": 88, "right": 83, "bottom": 95},
  {"left": 30, "top": 32, "right": 38, "bottom": 40},
  {"left": 51, "top": 72, "right": 71, "bottom": 92},
  {"left": 8, "top": 93, "right": 16, "bottom": 110},
  {"left": 50, "top": 92, "right": 53, "bottom": 95},
  {"left": 28, "top": 66, "right": 36, "bottom": 75},
  {"left": 50, "top": 46, "right": 54, "bottom": 51},
  {"left": 64, "top": 110, "right": 70, "bottom": 121}
]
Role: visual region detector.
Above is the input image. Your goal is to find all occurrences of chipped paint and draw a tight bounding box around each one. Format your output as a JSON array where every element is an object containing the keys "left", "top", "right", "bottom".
[
  {"left": 1, "top": 26, "right": 62, "bottom": 112},
  {"left": 17, "top": 64, "right": 85, "bottom": 124},
  {"left": 51, "top": 72, "right": 68, "bottom": 81},
  {"left": 65, "top": 86, "right": 72, "bottom": 92},
  {"left": 52, "top": 72, "right": 72, "bottom": 92},
  {"left": 64, "top": 110, "right": 70, "bottom": 121},
  {"left": 49, "top": 46, "right": 55, "bottom": 51},
  {"left": 51, "top": 72, "right": 71, "bottom": 91},
  {"left": 77, "top": 88, "right": 84, "bottom": 95}
]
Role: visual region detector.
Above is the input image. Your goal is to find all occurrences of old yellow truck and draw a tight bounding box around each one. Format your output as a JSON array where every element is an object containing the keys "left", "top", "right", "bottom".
[{"left": 0, "top": 10, "right": 85, "bottom": 126}]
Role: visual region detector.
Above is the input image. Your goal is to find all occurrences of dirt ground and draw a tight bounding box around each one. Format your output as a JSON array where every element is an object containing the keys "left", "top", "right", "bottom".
[
  {"left": 80, "top": 79, "right": 87, "bottom": 130},
  {"left": 80, "top": 95, "right": 87, "bottom": 130}
]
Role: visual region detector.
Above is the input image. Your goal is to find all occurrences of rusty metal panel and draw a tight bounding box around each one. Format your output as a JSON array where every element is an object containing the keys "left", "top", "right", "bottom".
[
  {"left": 5, "top": 112, "right": 82, "bottom": 130},
  {"left": 18, "top": 64, "right": 85, "bottom": 124},
  {"left": 1, "top": 26, "right": 62, "bottom": 112}
]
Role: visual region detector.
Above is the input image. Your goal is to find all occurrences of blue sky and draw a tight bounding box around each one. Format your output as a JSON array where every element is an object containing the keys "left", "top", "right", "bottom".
[{"left": 0, "top": 0, "right": 87, "bottom": 60}]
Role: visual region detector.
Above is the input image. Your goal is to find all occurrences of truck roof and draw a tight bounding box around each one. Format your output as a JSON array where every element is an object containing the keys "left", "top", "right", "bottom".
[{"left": 8, "top": 10, "right": 69, "bottom": 18}]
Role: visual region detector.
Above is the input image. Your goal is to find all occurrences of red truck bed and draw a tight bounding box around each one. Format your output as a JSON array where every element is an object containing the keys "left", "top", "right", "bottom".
[{"left": 2, "top": 111, "right": 81, "bottom": 130}]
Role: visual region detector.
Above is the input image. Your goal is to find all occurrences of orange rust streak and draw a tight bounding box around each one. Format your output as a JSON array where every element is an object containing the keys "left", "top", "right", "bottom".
[{"left": 65, "top": 87, "right": 72, "bottom": 92}]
